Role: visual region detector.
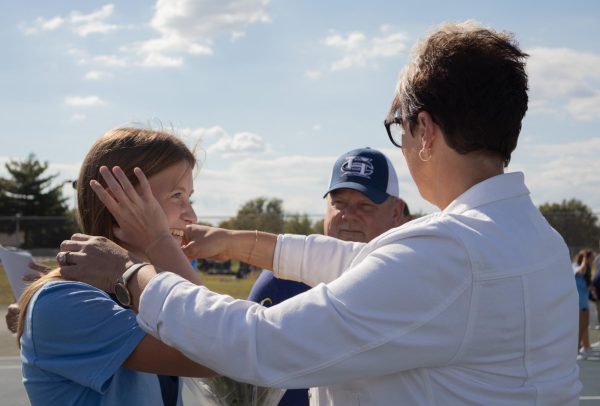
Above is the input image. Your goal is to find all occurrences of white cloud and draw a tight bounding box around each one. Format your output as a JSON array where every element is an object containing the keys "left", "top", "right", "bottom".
[
  {"left": 151, "top": 0, "right": 270, "bottom": 39},
  {"left": 70, "top": 113, "right": 87, "bottom": 121},
  {"left": 528, "top": 47, "right": 600, "bottom": 121},
  {"left": 84, "top": 70, "right": 111, "bottom": 80},
  {"left": 566, "top": 92, "right": 600, "bottom": 121},
  {"left": 41, "top": 16, "right": 65, "bottom": 31},
  {"left": 510, "top": 136, "right": 600, "bottom": 212},
  {"left": 324, "top": 31, "right": 366, "bottom": 52},
  {"left": 135, "top": 0, "right": 271, "bottom": 67},
  {"left": 70, "top": 4, "right": 114, "bottom": 24},
  {"left": 177, "top": 125, "right": 268, "bottom": 157},
  {"left": 134, "top": 34, "right": 214, "bottom": 58},
  {"left": 19, "top": 16, "right": 64, "bottom": 35},
  {"left": 305, "top": 70, "right": 322, "bottom": 80},
  {"left": 180, "top": 126, "right": 227, "bottom": 142},
  {"left": 138, "top": 52, "right": 184, "bottom": 68},
  {"left": 21, "top": 1, "right": 271, "bottom": 71},
  {"left": 93, "top": 54, "right": 128, "bottom": 67},
  {"left": 320, "top": 26, "right": 408, "bottom": 72},
  {"left": 74, "top": 21, "right": 118, "bottom": 37},
  {"left": 70, "top": 4, "right": 118, "bottom": 36},
  {"left": 64, "top": 96, "right": 105, "bottom": 107},
  {"left": 207, "top": 132, "right": 268, "bottom": 156},
  {"left": 20, "top": 4, "right": 119, "bottom": 37},
  {"left": 231, "top": 31, "right": 246, "bottom": 42}
]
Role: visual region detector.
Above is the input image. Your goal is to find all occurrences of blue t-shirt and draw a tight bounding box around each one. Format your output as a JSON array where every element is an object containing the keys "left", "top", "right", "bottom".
[
  {"left": 20, "top": 280, "right": 169, "bottom": 406},
  {"left": 248, "top": 270, "right": 310, "bottom": 406}
]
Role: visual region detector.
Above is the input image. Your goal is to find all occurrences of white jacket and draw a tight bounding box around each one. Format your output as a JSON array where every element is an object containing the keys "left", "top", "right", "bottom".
[{"left": 138, "top": 172, "right": 581, "bottom": 405}]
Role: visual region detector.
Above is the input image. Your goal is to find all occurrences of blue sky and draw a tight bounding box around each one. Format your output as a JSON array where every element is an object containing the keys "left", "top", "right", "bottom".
[{"left": 1, "top": 0, "right": 599, "bottom": 222}]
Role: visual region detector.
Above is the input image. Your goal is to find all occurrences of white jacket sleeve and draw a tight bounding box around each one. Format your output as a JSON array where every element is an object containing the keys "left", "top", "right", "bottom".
[
  {"left": 137, "top": 229, "right": 472, "bottom": 388},
  {"left": 273, "top": 234, "right": 365, "bottom": 286}
]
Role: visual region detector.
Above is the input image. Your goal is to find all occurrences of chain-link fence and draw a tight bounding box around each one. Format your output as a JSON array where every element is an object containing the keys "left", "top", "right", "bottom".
[{"left": 0, "top": 216, "right": 79, "bottom": 249}]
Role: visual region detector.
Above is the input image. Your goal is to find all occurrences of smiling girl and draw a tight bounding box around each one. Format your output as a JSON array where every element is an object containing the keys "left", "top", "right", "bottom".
[{"left": 16, "top": 127, "right": 213, "bottom": 405}]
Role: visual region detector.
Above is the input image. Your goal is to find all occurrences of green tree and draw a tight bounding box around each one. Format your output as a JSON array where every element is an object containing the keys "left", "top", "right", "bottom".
[
  {"left": 0, "top": 154, "right": 76, "bottom": 248},
  {"left": 219, "top": 197, "right": 285, "bottom": 233},
  {"left": 311, "top": 218, "right": 325, "bottom": 235},
  {"left": 284, "top": 213, "right": 315, "bottom": 235},
  {"left": 539, "top": 199, "right": 600, "bottom": 254}
]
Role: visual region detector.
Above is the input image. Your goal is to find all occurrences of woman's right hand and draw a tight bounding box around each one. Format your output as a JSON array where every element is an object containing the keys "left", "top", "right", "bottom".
[
  {"left": 182, "top": 226, "right": 277, "bottom": 271},
  {"left": 182, "top": 225, "right": 231, "bottom": 261}
]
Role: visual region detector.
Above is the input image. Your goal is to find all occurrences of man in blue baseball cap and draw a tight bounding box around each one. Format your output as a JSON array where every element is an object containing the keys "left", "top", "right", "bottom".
[{"left": 248, "top": 147, "right": 411, "bottom": 405}]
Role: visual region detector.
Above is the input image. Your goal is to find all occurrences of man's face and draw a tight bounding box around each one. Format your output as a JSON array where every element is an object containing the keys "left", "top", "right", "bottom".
[{"left": 323, "top": 188, "right": 406, "bottom": 243}]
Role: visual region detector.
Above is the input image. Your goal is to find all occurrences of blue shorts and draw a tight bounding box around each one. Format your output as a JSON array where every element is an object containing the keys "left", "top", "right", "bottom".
[{"left": 575, "top": 276, "right": 589, "bottom": 310}]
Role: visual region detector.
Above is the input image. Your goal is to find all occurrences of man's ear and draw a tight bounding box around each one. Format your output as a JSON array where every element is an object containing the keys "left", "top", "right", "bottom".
[{"left": 391, "top": 198, "right": 409, "bottom": 227}]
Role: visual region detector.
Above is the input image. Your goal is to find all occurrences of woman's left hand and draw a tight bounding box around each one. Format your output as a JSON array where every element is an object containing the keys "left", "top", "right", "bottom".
[{"left": 58, "top": 233, "right": 132, "bottom": 292}]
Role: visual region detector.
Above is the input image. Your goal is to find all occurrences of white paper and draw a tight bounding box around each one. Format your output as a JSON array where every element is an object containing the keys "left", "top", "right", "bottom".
[{"left": 0, "top": 245, "right": 37, "bottom": 300}]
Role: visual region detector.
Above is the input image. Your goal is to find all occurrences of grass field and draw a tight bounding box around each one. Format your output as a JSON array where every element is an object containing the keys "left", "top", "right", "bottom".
[{"left": 0, "top": 262, "right": 258, "bottom": 304}]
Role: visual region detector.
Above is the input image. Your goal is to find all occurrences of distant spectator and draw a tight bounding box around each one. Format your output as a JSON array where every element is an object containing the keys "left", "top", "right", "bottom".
[
  {"left": 591, "top": 253, "right": 600, "bottom": 330},
  {"left": 574, "top": 248, "right": 594, "bottom": 359}
]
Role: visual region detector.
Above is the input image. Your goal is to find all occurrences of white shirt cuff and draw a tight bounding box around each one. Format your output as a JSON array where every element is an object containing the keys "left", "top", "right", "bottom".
[{"left": 136, "top": 272, "right": 188, "bottom": 338}]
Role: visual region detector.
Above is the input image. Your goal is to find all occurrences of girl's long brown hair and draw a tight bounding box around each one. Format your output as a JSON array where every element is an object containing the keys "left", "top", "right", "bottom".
[{"left": 16, "top": 127, "right": 196, "bottom": 345}]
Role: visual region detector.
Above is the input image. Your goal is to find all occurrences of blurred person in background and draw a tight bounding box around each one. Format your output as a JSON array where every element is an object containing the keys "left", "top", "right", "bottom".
[
  {"left": 574, "top": 248, "right": 594, "bottom": 360},
  {"left": 592, "top": 252, "right": 600, "bottom": 330}
]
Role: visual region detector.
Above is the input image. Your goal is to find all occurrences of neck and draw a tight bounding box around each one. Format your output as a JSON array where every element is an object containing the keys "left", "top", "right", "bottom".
[
  {"left": 429, "top": 151, "right": 504, "bottom": 210},
  {"left": 120, "top": 242, "right": 150, "bottom": 263}
]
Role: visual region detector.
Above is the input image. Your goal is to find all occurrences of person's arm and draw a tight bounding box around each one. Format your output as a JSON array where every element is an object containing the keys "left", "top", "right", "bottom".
[
  {"left": 273, "top": 234, "right": 365, "bottom": 286},
  {"left": 5, "top": 303, "right": 19, "bottom": 333},
  {"left": 574, "top": 256, "right": 588, "bottom": 276},
  {"left": 59, "top": 228, "right": 276, "bottom": 306},
  {"left": 6, "top": 262, "right": 52, "bottom": 333},
  {"left": 124, "top": 335, "right": 216, "bottom": 377},
  {"left": 182, "top": 226, "right": 277, "bottom": 270},
  {"left": 134, "top": 234, "right": 470, "bottom": 388}
]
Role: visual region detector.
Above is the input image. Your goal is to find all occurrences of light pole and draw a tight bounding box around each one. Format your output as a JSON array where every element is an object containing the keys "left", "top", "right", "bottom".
[{"left": 62, "top": 179, "right": 77, "bottom": 210}]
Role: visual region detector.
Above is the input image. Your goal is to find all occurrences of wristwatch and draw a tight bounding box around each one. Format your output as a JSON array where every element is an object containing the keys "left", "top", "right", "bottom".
[{"left": 114, "top": 262, "right": 151, "bottom": 308}]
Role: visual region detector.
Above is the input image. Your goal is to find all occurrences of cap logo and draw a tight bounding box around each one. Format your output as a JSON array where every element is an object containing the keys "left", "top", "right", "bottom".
[{"left": 340, "top": 155, "right": 374, "bottom": 179}]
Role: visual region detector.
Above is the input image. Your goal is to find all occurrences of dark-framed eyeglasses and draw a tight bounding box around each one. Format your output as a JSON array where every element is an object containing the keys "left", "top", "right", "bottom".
[{"left": 384, "top": 108, "right": 403, "bottom": 148}]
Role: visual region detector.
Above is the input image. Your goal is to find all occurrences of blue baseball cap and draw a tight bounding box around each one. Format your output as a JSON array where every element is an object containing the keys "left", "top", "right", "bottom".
[{"left": 324, "top": 147, "right": 399, "bottom": 204}]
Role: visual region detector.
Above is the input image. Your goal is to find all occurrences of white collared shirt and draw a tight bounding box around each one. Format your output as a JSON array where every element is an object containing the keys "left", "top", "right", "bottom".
[{"left": 138, "top": 172, "right": 581, "bottom": 405}]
